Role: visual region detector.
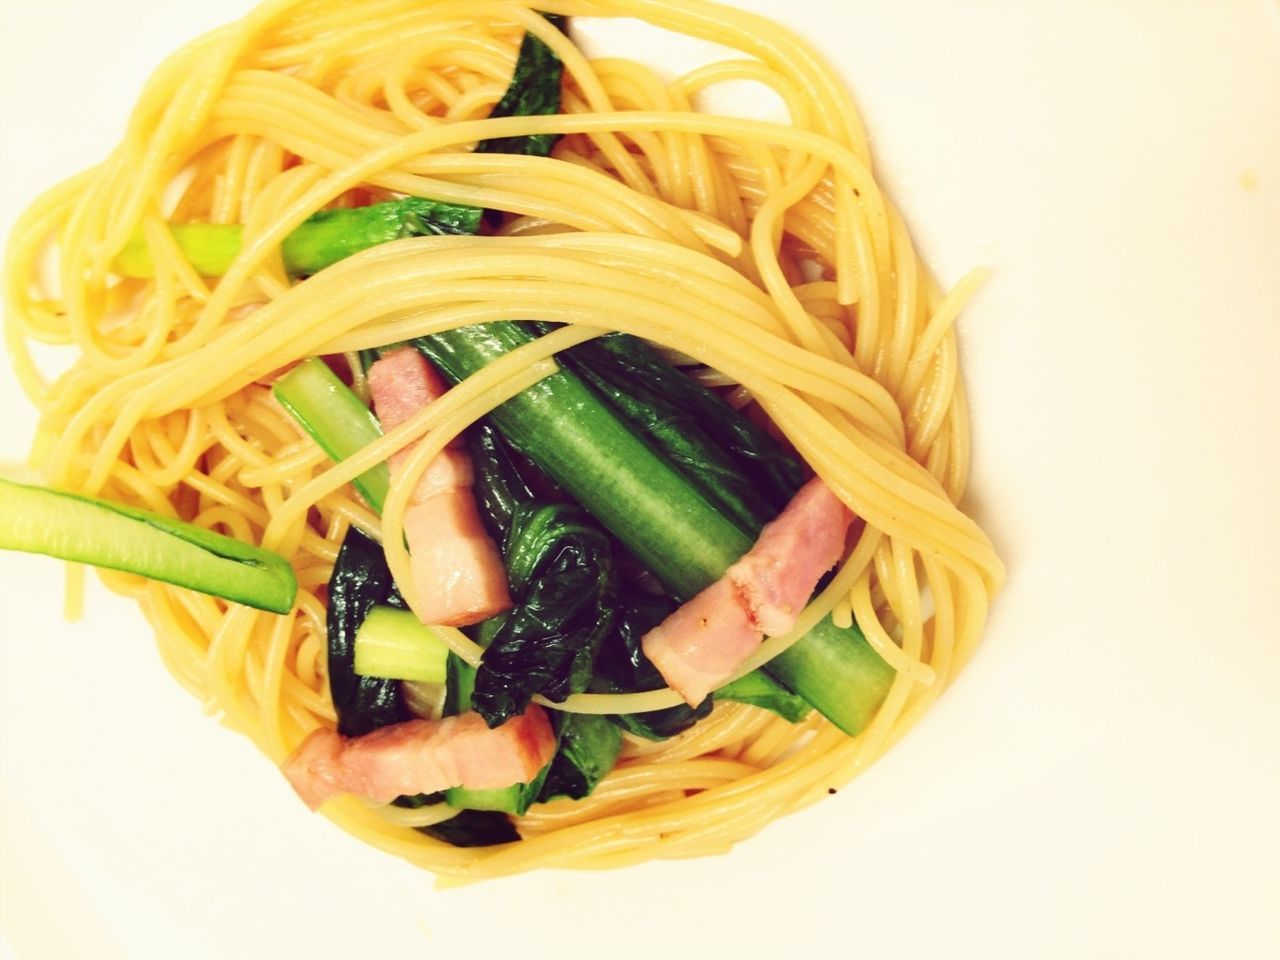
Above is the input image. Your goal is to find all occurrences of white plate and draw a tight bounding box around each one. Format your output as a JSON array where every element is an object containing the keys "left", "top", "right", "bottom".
[{"left": 2, "top": 2, "right": 1278, "bottom": 957}]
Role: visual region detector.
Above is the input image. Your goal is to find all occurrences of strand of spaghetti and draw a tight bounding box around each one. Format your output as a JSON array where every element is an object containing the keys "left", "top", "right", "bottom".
[
  {"left": 901, "top": 266, "right": 988, "bottom": 403},
  {"left": 134, "top": 111, "right": 889, "bottom": 299},
  {"left": 373, "top": 802, "right": 467, "bottom": 830},
  {"left": 65, "top": 239, "right": 904, "bottom": 454},
  {"left": 850, "top": 566, "right": 936, "bottom": 685}
]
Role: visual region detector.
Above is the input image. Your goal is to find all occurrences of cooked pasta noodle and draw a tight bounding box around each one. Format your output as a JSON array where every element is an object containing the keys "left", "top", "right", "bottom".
[{"left": 3, "top": 0, "right": 1003, "bottom": 879}]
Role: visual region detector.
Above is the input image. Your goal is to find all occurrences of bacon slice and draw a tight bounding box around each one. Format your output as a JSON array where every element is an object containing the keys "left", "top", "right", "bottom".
[
  {"left": 726, "top": 478, "right": 852, "bottom": 636},
  {"left": 282, "top": 707, "right": 557, "bottom": 810},
  {"left": 640, "top": 578, "right": 759, "bottom": 709},
  {"left": 642, "top": 477, "right": 854, "bottom": 706},
  {"left": 368, "top": 346, "right": 511, "bottom": 627},
  {"left": 367, "top": 346, "right": 450, "bottom": 435}
]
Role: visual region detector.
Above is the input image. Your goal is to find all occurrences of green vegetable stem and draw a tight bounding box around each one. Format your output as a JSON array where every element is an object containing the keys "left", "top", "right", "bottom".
[
  {"left": 115, "top": 197, "right": 483, "bottom": 279},
  {"left": 273, "top": 358, "right": 390, "bottom": 512},
  {"left": 0, "top": 477, "right": 296, "bottom": 614}
]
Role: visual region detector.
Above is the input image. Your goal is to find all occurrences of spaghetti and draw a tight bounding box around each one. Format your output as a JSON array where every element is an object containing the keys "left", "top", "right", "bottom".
[{"left": 3, "top": 0, "right": 1003, "bottom": 879}]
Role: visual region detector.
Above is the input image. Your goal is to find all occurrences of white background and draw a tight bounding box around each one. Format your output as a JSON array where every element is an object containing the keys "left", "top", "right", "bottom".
[{"left": 1, "top": 1, "right": 1278, "bottom": 957}]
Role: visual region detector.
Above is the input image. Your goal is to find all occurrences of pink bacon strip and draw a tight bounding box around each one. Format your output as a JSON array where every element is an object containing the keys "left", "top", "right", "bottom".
[
  {"left": 642, "top": 477, "right": 853, "bottom": 706},
  {"left": 283, "top": 707, "right": 557, "bottom": 809},
  {"left": 367, "top": 347, "right": 511, "bottom": 627}
]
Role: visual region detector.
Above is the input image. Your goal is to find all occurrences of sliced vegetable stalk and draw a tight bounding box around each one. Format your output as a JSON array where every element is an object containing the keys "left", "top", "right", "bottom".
[
  {"left": 273, "top": 358, "right": 390, "bottom": 512},
  {"left": 0, "top": 477, "right": 296, "bottom": 614},
  {"left": 415, "top": 324, "right": 896, "bottom": 736},
  {"left": 551, "top": 330, "right": 801, "bottom": 533},
  {"left": 116, "top": 196, "right": 483, "bottom": 279},
  {"left": 353, "top": 606, "right": 449, "bottom": 684}
]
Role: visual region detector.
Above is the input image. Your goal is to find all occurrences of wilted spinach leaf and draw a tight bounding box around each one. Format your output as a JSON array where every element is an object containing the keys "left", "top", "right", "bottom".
[
  {"left": 538, "top": 713, "right": 623, "bottom": 802},
  {"left": 326, "top": 527, "right": 412, "bottom": 737},
  {"left": 475, "top": 14, "right": 569, "bottom": 159},
  {"left": 472, "top": 502, "right": 617, "bottom": 726}
]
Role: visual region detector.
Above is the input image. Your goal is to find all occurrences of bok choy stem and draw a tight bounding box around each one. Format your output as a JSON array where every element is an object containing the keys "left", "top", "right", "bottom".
[
  {"left": 116, "top": 197, "right": 483, "bottom": 279},
  {"left": 273, "top": 358, "right": 390, "bottom": 512},
  {"left": 0, "top": 477, "right": 296, "bottom": 614}
]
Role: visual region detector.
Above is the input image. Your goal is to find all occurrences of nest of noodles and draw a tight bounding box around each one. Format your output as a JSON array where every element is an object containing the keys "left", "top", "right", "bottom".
[{"left": 3, "top": 0, "right": 1002, "bottom": 879}]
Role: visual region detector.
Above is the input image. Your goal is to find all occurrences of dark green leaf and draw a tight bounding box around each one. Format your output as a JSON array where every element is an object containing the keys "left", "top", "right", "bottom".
[
  {"left": 475, "top": 14, "right": 568, "bottom": 159},
  {"left": 538, "top": 713, "right": 622, "bottom": 801},
  {"left": 472, "top": 502, "right": 617, "bottom": 726},
  {"left": 424, "top": 809, "right": 521, "bottom": 847},
  {"left": 393, "top": 794, "right": 520, "bottom": 847},
  {"left": 717, "top": 671, "right": 812, "bottom": 723},
  {"left": 326, "top": 527, "right": 411, "bottom": 737},
  {"left": 467, "top": 422, "right": 536, "bottom": 543},
  {"left": 553, "top": 331, "right": 805, "bottom": 523}
]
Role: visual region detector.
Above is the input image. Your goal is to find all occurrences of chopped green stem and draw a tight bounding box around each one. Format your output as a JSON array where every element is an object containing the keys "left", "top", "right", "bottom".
[
  {"left": 273, "top": 358, "right": 390, "bottom": 513},
  {"left": 0, "top": 477, "right": 296, "bottom": 614},
  {"left": 552, "top": 330, "right": 793, "bottom": 534},
  {"left": 116, "top": 197, "right": 482, "bottom": 279},
  {"left": 354, "top": 606, "right": 450, "bottom": 684}
]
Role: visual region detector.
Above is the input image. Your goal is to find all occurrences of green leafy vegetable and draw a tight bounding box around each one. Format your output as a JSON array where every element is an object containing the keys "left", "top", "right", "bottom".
[
  {"left": 474, "top": 14, "right": 568, "bottom": 159},
  {"left": 415, "top": 322, "right": 896, "bottom": 736},
  {"left": 475, "top": 503, "right": 617, "bottom": 726},
  {"left": 0, "top": 477, "right": 296, "bottom": 614},
  {"left": 538, "top": 713, "right": 622, "bottom": 802},
  {"left": 115, "top": 196, "right": 483, "bottom": 279},
  {"left": 423, "top": 808, "right": 521, "bottom": 847},
  {"left": 465, "top": 422, "right": 617, "bottom": 727},
  {"left": 717, "top": 671, "right": 812, "bottom": 723},
  {"left": 326, "top": 527, "right": 412, "bottom": 737}
]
